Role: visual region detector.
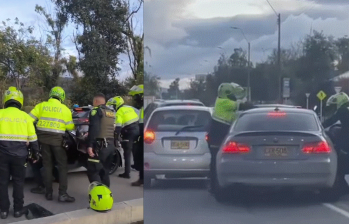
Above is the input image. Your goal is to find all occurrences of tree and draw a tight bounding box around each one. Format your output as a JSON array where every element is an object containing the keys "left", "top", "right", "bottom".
[
  {"left": 54, "top": 0, "right": 128, "bottom": 96},
  {"left": 336, "top": 37, "right": 349, "bottom": 73},
  {"left": 35, "top": 3, "right": 69, "bottom": 90},
  {"left": 123, "top": 0, "right": 144, "bottom": 85},
  {"left": 0, "top": 18, "right": 52, "bottom": 90},
  {"left": 167, "top": 78, "right": 180, "bottom": 99},
  {"left": 144, "top": 71, "right": 160, "bottom": 96}
]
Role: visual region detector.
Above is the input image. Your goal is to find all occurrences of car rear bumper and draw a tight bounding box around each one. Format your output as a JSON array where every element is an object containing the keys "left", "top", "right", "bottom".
[
  {"left": 216, "top": 156, "right": 337, "bottom": 189},
  {"left": 144, "top": 152, "right": 210, "bottom": 178}
]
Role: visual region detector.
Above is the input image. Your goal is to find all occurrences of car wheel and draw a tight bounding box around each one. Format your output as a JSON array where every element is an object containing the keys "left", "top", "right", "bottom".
[
  {"left": 144, "top": 178, "right": 152, "bottom": 189},
  {"left": 109, "top": 152, "right": 121, "bottom": 175}
]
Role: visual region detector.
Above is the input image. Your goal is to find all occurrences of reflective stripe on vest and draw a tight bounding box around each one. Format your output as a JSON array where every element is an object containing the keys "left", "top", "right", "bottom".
[
  {"left": 31, "top": 99, "right": 74, "bottom": 134},
  {"left": 0, "top": 107, "right": 38, "bottom": 143},
  {"left": 139, "top": 107, "right": 144, "bottom": 124},
  {"left": 115, "top": 106, "right": 139, "bottom": 128}
]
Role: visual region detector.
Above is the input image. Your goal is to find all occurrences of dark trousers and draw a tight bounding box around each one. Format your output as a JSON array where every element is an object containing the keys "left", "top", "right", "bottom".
[
  {"left": 86, "top": 144, "right": 114, "bottom": 187},
  {"left": 209, "top": 146, "right": 219, "bottom": 191},
  {"left": 0, "top": 151, "right": 26, "bottom": 211},
  {"left": 29, "top": 159, "right": 44, "bottom": 187},
  {"left": 121, "top": 126, "right": 140, "bottom": 176},
  {"left": 133, "top": 136, "right": 144, "bottom": 180},
  {"left": 41, "top": 144, "right": 68, "bottom": 195},
  {"left": 207, "top": 119, "right": 231, "bottom": 191}
]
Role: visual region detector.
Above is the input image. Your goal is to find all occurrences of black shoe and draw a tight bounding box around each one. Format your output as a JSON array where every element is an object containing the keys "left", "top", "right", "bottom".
[
  {"left": 118, "top": 173, "right": 130, "bottom": 179},
  {"left": 45, "top": 193, "right": 53, "bottom": 201},
  {"left": 30, "top": 185, "right": 45, "bottom": 194},
  {"left": 131, "top": 165, "right": 139, "bottom": 171},
  {"left": 14, "top": 209, "right": 26, "bottom": 218},
  {"left": 0, "top": 211, "right": 8, "bottom": 219},
  {"left": 58, "top": 193, "right": 75, "bottom": 202},
  {"left": 131, "top": 179, "right": 143, "bottom": 186}
]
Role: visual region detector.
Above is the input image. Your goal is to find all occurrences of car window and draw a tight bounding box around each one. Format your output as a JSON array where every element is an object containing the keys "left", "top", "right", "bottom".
[
  {"left": 233, "top": 112, "right": 319, "bottom": 132},
  {"left": 147, "top": 110, "right": 211, "bottom": 132}
]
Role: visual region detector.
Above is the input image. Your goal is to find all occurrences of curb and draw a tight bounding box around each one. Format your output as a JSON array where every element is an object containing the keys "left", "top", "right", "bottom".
[{"left": 14, "top": 198, "right": 143, "bottom": 224}]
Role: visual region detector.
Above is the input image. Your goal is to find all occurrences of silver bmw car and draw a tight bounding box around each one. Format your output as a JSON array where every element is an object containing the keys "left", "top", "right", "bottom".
[{"left": 215, "top": 107, "right": 338, "bottom": 201}]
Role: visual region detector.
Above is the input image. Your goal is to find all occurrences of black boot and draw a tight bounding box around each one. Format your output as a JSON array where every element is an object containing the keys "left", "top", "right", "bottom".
[
  {"left": 30, "top": 185, "right": 45, "bottom": 194},
  {"left": 45, "top": 193, "right": 53, "bottom": 201},
  {"left": 0, "top": 211, "right": 8, "bottom": 219},
  {"left": 131, "top": 179, "right": 143, "bottom": 186},
  {"left": 118, "top": 173, "right": 130, "bottom": 179},
  {"left": 14, "top": 209, "right": 27, "bottom": 218},
  {"left": 58, "top": 193, "right": 75, "bottom": 203}
]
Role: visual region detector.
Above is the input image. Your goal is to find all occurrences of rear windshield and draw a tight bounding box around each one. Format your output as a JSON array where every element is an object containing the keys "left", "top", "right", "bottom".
[
  {"left": 147, "top": 110, "right": 211, "bottom": 132},
  {"left": 233, "top": 112, "right": 319, "bottom": 132},
  {"left": 72, "top": 111, "right": 89, "bottom": 119}
]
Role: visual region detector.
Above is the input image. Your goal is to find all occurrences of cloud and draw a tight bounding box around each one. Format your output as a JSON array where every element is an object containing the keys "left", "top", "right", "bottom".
[{"left": 144, "top": 0, "right": 349, "bottom": 87}]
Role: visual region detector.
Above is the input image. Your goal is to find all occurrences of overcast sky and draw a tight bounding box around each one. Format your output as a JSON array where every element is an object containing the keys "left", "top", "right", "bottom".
[
  {"left": 144, "top": 0, "right": 349, "bottom": 89},
  {"left": 0, "top": 0, "right": 143, "bottom": 80}
]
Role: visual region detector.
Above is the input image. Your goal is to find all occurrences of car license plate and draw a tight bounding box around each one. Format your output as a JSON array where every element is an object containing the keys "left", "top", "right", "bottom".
[
  {"left": 265, "top": 147, "right": 288, "bottom": 157},
  {"left": 171, "top": 141, "right": 190, "bottom": 149}
]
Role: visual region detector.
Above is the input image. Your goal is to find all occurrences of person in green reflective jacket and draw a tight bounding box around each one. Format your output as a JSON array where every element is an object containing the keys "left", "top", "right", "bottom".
[{"left": 207, "top": 82, "right": 252, "bottom": 194}]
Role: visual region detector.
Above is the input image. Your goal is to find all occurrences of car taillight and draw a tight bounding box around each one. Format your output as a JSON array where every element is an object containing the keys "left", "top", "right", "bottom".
[
  {"left": 205, "top": 133, "right": 209, "bottom": 142},
  {"left": 222, "top": 141, "right": 250, "bottom": 154},
  {"left": 144, "top": 130, "right": 155, "bottom": 144},
  {"left": 302, "top": 141, "right": 331, "bottom": 154}
]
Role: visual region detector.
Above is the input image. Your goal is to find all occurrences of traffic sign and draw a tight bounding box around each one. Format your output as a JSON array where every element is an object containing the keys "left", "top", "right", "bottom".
[
  {"left": 305, "top": 93, "right": 310, "bottom": 98},
  {"left": 317, "top": 90, "right": 327, "bottom": 101},
  {"left": 335, "top": 86, "right": 342, "bottom": 94}
]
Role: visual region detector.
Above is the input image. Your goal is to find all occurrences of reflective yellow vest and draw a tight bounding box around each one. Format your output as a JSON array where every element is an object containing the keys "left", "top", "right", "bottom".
[
  {"left": 212, "top": 98, "right": 238, "bottom": 125},
  {"left": 0, "top": 107, "right": 38, "bottom": 143},
  {"left": 139, "top": 107, "right": 144, "bottom": 124},
  {"left": 29, "top": 98, "right": 75, "bottom": 134},
  {"left": 115, "top": 105, "right": 139, "bottom": 128}
]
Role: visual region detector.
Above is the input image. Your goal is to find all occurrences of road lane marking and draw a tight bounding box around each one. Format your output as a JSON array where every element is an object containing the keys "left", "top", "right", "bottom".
[{"left": 323, "top": 203, "right": 349, "bottom": 218}]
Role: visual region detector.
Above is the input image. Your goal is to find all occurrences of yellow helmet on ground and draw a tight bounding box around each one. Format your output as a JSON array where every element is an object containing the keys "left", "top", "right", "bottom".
[
  {"left": 88, "top": 182, "right": 113, "bottom": 212},
  {"left": 3, "top": 86, "right": 24, "bottom": 108},
  {"left": 128, "top": 85, "right": 144, "bottom": 96},
  {"left": 106, "top": 96, "right": 124, "bottom": 109},
  {"left": 326, "top": 92, "right": 349, "bottom": 109},
  {"left": 49, "top": 86, "right": 65, "bottom": 102}
]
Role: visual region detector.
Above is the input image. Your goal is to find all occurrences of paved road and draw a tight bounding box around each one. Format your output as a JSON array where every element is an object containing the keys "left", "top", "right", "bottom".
[
  {"left": 4, "top": 168, "right": 143, "bottom": 224},
  {"left": 144, "top": 179, "right": 349, "bottom": 224}
]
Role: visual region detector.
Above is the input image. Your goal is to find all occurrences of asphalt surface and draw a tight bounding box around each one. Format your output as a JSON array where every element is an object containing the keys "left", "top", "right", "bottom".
[
  {"left": 3, "top": 168, "right": 143, "bottom": 224},
  {"left": 144, "top": 178, "right": 349, "bottom": 224}
]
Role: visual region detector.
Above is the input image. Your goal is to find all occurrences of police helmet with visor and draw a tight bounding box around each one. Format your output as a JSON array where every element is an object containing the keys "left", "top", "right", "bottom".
[{"left": 3, "top": 86, "right": 24, "bottom": 109}]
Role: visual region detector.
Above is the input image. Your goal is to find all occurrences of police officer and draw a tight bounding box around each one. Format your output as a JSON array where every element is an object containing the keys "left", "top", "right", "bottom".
[
  {"left": 323, "top": 92, "right": 349, "bottom": 192},
  {"left": 207, "top": 83, "right": 245, "bottom": 194},
  {"left": 0, "top": 87, "right": 40, "bottom": 219},
  {"left": 107, "top": 96, "right": 139, "bottom": 179},
  {"left": 128, "top": 85, "right": 144, "bottom": 186},
  {"left": 29, "top": 86, "right": 75, "bottom": 202},
  {"left": 86, "top": 93, "right": 116, "bottom": 187}
]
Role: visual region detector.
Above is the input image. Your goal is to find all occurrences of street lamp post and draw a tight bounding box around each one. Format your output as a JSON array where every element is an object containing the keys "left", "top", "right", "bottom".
[
  {"left": 266, "top": 0, "right": 281, "bottom": 102},
  {"left": 231, "top": 27, "right": 251, "bottom": 101}
]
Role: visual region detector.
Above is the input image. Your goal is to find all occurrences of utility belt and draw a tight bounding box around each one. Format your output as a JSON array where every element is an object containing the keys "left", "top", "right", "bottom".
[{"left": 87, "top": 138, "right": 111, "bottom": 164}]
